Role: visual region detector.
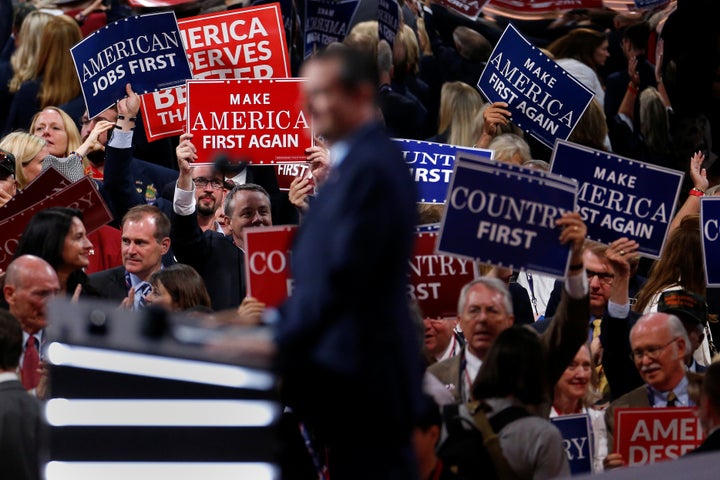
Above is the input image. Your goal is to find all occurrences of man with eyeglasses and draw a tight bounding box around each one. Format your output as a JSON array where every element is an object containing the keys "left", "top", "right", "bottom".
[
  {"left": 170, "top": 135, "right": 271, "bottom": 311},
  {"left": 603, "top": 312, "right": 692, "bottom": 468},
  {"left": 0, "top": 148, "right": 16, "bottom": 208}
]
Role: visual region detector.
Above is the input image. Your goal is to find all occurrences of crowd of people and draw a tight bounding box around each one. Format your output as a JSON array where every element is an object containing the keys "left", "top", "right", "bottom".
[{"left": 1, "top": 0, "right": 720, "bottom": 479}]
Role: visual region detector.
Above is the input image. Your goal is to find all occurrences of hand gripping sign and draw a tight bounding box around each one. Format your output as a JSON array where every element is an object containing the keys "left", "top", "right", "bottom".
[
  {"left": 244, "top": 226, "right": 298, "bottom": 308},
  {"left": 438, "top": 151, "right": 578, "bottom": 278},
  {"left": 550, "top": 140, "right": 684, "bottom": 258},
  {"left": 140, "top": 4, "right": 291, "bottom": 141},
  {"left": 477, "top": 24, "right": 595, "bottom": 148},
  {"left": 186, "top": 78, "right": 312, "bottom": 164},
  {"left": 71, "top": 12, "right": 192, "bottom": 118}
]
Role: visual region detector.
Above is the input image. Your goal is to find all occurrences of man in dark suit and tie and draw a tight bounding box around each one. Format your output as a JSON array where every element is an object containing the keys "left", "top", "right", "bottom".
[
  {"left": 84, "top": 205, "right": 171, "bottom": 310},
  {"left": 271, "top": 46, "right": 423, "bottom": 479},
  {"left": 604, "top": 312, "right": 693, "bottom": 468},
  {"left": 3, "top": 255, "right": 60, "bottom": 393},
  {"left": 0, "top": 309, "right": 43, "bottom": 480}
]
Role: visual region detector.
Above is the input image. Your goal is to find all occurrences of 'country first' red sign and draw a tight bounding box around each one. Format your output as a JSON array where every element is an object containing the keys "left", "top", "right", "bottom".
[
  {"left": 245, "top": 226, "right": 297, "bottom": 308},
  {"left": 140, "top": 4, "right": 290, "bottom": 141},
  {"left": 186, "top": 78, "right": 311, "bottom": 164}
]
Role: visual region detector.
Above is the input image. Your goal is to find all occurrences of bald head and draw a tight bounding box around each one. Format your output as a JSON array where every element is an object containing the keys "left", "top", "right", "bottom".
[
  {"left": 4, "top": 255, "right": 60, "bottom": 334},
  {"left": 630, "top": 312, "right": 688, "bottom": 392}
]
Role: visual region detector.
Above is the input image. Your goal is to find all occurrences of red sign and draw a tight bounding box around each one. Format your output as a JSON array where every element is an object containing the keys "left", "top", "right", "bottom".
[
  {"left": 275, "top": 162, "right": 311, "bottom": 191},
  {"left": 486, "top": 0, "right": 603, "bottom": 17},
  {"left": 614, "top": 408, "right": 704, "bottom": 465},
  {"left": 0, "top": 168, "right": 72, "bottom": 219},
  {"left": 439, "top": 0, "right": 490, "bottom": 19},
  {"left": 244, "top": 226, "right": 297, "bottom": 307},
  {"left": 140, "top": 5, "right": 291, "bottom": 141},
  {"left": 187, "top": 78, "right": 311, "bottom": 164},
  {"left": 410, "top": 231, "right": 477, "bottom": 318},
  {"left": 0, "top": 176, "right": 113, "bottom": 270}
]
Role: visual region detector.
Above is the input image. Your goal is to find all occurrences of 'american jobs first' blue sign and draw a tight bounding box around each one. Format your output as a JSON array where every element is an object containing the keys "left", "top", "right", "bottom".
[
  {"left": 477, "top": 24, "right": 595, "bottom": 148},
  {"left": 438, "top": 152, "right": 578, "bottom": 278},
  {"left": 71, "top": 12, "right": 192, "bottom": 118}
]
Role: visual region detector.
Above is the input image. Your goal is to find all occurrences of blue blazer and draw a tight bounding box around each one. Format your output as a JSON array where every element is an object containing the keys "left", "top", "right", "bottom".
[{"left": 275, "top": 123, "right": 424, "bottom": 443}]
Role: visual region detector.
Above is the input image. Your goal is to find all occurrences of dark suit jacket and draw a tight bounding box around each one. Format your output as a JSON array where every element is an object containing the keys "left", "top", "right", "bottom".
[
  {"left": 84, "top": 266, "right": 128, "bottom": 301},
  {"left": 691, "top": 429, "right": 720, "bottom": 455},
  {"left": 171, "top": 209, "right": 245, "bottom": 311},
  {"left": 0, "top": 379, "right": 42, "bottom": 480},
  {"left": 601, "top": 310, "right": 646, "bottom": 400},
  {"left": 274, "top": 122, "right": 423, "bottom": 446},
  {"left": 605, "top": 384, "right": 651, "bottom": 451}
]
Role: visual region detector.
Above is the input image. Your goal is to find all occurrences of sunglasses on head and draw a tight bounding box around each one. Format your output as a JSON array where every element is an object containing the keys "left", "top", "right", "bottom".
[{"left": 0, "top": 150, "right": 15, "bottom": 178}]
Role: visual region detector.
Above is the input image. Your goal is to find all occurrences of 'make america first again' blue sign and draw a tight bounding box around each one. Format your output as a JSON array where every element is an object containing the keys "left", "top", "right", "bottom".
[{"left": 477, "top": 24, "right": 594, "bottom": 148}]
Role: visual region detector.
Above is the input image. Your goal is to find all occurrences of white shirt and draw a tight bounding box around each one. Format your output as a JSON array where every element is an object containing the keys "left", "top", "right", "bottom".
[
  {"left": 20, "top": 331, "right": 43, "bottom": 367},
  {"left": 0, "top": 371, "right": 18, "bottom": 384},
  {"left": 463, "top": 347, "right": 483, "bottom": 403},
  {"left": 517, "top": 270, "right": 557, "bottom": 318}
]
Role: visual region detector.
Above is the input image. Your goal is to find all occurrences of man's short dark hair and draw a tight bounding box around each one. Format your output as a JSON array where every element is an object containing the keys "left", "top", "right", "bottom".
[
  {"left": 224, "top": 183, "right": 271, "bottom": 218},
  {"left": 0, "top": 309, "right": 22, "bottom": 370},
  {"left": 314, "top": 44, "right": 380, "bottom": 92},
  {"left": 623, "top": 22, "right": 650, "bottom": 52}
]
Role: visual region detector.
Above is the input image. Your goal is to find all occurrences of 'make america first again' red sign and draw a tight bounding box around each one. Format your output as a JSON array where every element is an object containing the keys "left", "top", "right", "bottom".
[{"left": 186, "top": 78, "right": 312, "bottom": 164}]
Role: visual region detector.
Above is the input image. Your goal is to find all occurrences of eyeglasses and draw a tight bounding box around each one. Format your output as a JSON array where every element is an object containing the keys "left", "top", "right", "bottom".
[
  {"left": 0, "top": 150, "right": 15, "bottom": 178},
  {"left": 193, "top": 177, "right": 224, "bottom": 189},
  {"left": 630, "top": 337, "right": 679, "bottom": 362},
  {"left": 586, "top": 269, "right": 614, "bottom": 285}
]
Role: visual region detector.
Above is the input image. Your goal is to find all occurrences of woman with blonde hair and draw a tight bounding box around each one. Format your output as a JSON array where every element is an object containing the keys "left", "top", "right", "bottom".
[
  {"left": 0, "top": 131, "right": 47, "bottom": 189},
  {"left": 29, "top": 106, "right": 82, "bottom": 158},
  {"left": 8, "top": 11, "right": 54, "bottom": 94},
  {"left": 5, "top": 15, "right": 83, "bottom": 132},
  {"left": 431, "top": 81, "right": 483, "bottom": 146}
]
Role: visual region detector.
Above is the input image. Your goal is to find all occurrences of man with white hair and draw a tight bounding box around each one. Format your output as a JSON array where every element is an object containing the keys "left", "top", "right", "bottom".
[{"left": 604, "top": 312, "right": 692, "bottom": 467}]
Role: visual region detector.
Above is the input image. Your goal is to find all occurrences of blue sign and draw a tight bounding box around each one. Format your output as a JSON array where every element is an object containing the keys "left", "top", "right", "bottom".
[
  {"left": 395, "top": 139, "right": 493, "bottom": 204},
  {"left": 701, "top": 197, "right": 720, "bottom": 287},
  {"left": 550, "top": 414, "right": 593, "bottom": 475},
  {"left": 304, "top": 0, "right": 360, "bottom": 58},
  {"left": 477, "top": 24, "right": 595, "bottom": 148},
  {"left": 550, "top": 140, "right": 684, "bottom": 258},
  {"left": 634, "top": 0, "right": 671, "bottom": 8},
  {"left": 378, "top": 0, "right": 400, "bottom": 49},
  {"left": 71, "top": 13, "right": 192, "bottom": 118},
  {"left": 438, "top": 151, "right": 578, "bottom": 278}
]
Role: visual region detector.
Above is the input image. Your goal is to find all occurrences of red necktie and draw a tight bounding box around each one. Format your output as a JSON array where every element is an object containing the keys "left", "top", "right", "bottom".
[{"left": 21, "top": 336, "right": 40, "bottom": 390}]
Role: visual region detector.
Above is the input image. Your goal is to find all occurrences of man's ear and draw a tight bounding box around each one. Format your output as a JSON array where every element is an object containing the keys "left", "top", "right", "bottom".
[
  {"left": 3, "top": 284, "right": 15, "bottom": 308},
  {"left": 160, "top": 237, "right": 171, "bottom": 255}
]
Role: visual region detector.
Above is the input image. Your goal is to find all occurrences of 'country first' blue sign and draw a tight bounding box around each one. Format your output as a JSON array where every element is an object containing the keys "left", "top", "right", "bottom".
[
  {"left": 394, "top": 139, "right": 493, "bottom": 204},
  {"left": 71, "top": 12, "right": 192, "bottom": 118},
  {"left": 477, "top": 24, "right": 595, "bottom": 148},
  {"left": 701, "top": 197, "right": 720, "bottom": 287},
  {"left": 438, "top": 152, "right": 578, "bottom": 278},
  {"left": 304, "top": 0, "right": 360, "bottom": 58},
  {"left": 550, "top": 140, "right": 683, "bottom": 259},
  {"left": 550, "top": 414, "right": 594, "bottom": 475}
]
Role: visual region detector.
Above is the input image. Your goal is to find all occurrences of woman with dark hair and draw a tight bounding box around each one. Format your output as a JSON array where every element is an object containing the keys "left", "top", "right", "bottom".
[
  {"left": 146, "top": 264, "right": 212, "bottom": 312},
  {"left": 15, "top": 207, "right": 93, "bottom": 295},
  {"left": 548, "top": 28, "right": 609, "bottom": 106},
  {"left": 441, "top": 326, "right": 569, "bottom": 479}
]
